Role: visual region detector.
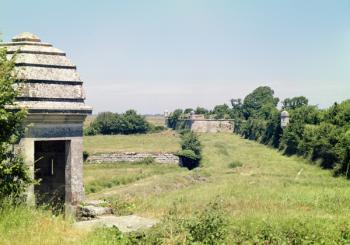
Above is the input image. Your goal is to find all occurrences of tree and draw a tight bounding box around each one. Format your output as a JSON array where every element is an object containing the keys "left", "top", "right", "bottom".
[
  {"left": 242, "top": 86, "right": 279, "bottom": 119},
  {"left": 87, "top": 110, "right": 150, "bottom": 135},
  {"left": 195, "top": 107, "right": 209, "bottom": 115},
  {"left": 0, "top": 46, "right": 32, "bottom": 203},
  {"left": 324, "top": 100, "right": 350, "bottom": 127},
  {"left": 282, "top": 96, "right": 308, "bottom": 110},
  {"left": 230, "top": 98, "right": 243, "bottom": 119},
  {"left": 212, "top": 104, "right": 230, "bottom": 119},
  {"left": 90, "top": 111, "right": 117, "bottom": 134},
  {"left": 184, "top": 108, "right": 194, "bottom": 114},
  {"left": 167, "top": 109, "right": 183, "bottom": 129}
]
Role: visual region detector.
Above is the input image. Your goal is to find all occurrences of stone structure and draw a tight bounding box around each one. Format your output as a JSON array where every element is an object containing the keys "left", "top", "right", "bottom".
[
  {"left": 86, "top": 152, "right": 179, "bottom": 164},
  {"left": 188, "top": 118, "right": 234, "bottom": 133},
  {"left": 165, "top": 113, "right": 234, "bottom": 133},
  {"left": 280, "top": 110, "right": 290, "bottom": 129},
  {"left": 1, "top": 33, "right": 92, "bottom": 213}
]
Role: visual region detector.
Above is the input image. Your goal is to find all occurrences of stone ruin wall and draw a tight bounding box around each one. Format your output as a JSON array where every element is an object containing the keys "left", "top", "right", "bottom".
[
  {"left": 190, "top": 119, "right": 234, "bottom": 133},
  {"left": 86, "top": 152, "right": 179, "bottom": 164}
]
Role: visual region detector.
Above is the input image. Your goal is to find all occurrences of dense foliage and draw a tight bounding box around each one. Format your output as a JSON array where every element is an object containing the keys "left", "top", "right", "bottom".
[
  {"left": 84, "top": 110, "right": 161, "bottom": 135},
  {"left": 0, "top": 46, "right": 31, "bottom": 203},
  {"left": 168, "top": 86, "right": 350, "bottom": 177},
  {"left": 87, "top": 201, "right": 229, "bottom": 244},
  {"left": 177, "top": 130, "right": 202, "bottom": 169}
]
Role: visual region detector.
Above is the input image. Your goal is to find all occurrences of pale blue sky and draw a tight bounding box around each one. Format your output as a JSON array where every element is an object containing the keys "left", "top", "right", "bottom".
[{"left": 1, "top": 0, "right": 349, "bottom": 114}]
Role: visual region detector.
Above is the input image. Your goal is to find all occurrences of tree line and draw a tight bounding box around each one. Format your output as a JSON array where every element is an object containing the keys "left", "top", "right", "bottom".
[
  {"left": 84, "top": 110, "right": 165, "bottom": 135},
  {"left": 168, "top": 86, "right": 350, "bottom": 177}
]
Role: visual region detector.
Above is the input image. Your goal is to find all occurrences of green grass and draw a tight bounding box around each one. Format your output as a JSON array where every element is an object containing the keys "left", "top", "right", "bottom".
[
  {"left": 3, "top": 132, "right": 350, "bottom": 243},
  {"left": 84, "top": 162, "right": 184, "bottom": 195},
  {"left": 85, "top": 133, "right": 350, "bottom": 220},
  {"left": 85, "top": 133, "right": 350, "bottom": 239},
  {"left": 83, "top": 131, "right": 180, "bottom": 154},
  {"left": 0, "top": 203, "right": 86, "bottom": 245}
]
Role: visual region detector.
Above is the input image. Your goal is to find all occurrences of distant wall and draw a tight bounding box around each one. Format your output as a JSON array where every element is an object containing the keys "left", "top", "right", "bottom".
[
  {"left": 165, "top": 117, "right": 234, "bottom": 133},
  {"left": 189, "top": 119, "right": 234, "bottom": 133},
  {"left": 86, "top": 152, "right": 179, "bottom": 164}
]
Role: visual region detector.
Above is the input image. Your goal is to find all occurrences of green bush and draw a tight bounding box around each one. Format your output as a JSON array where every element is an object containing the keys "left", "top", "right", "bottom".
[
  {"left": 0, "top": 46, "right": 32, "bottom": 204},
  {"left": 228, "top": 160, "right": 243, "bottom": 169},
  {"left": 108, "top": 198, "right": 136, "bottom": 216},
  {"left": 185, "top": 202, "right": 228, "bottom": 244},
  {"left": 83, "top": 151, "right": 89, "bottom": 161},
  {"left": 177, "top": 131, "right": 202, "bottom": 169},
  {"left": 92, "top": 201, "right": 229, "bottom": 244},
  {"left": 176, "top": 149, "right": 199, "bottom": 161},
  {"left": 85, "top": 110, "right": 150, "bottom": 135},
  {"left": 142, "top": 156, "right": 155, "bottom": 165},
  {"left": 179, "top": 131, "right": 202, "bottom": 159},
  {"left": 148, "top": 124, "right": 166, "bottom": 133}
]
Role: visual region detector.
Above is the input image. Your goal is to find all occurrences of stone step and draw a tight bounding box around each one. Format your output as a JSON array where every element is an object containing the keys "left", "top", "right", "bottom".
[
  {"left": 73, "top": 215, "right": 158, "bottom": 233},
  {"left": 78, "top": 205, "right": 112, "bottom": 219}
]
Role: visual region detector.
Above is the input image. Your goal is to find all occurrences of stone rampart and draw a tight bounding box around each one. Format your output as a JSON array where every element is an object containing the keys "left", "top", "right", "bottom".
[
  {"left": 86, "top": 152, "right": 179, "bottom": 164},
  {"left": 189, "top": 119, "right": 234, "bottom": 133}
]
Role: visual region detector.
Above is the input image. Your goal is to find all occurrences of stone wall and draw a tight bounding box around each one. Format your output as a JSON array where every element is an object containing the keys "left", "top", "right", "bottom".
[
  {"left": 165, "top": 116, "right": 234, "bottom": 133},
  {"left": 86, "top": 152, "right": 179, "bottom": 164},
  {"left": 190, "top": 119, "right": 234, "bottom": 133}
]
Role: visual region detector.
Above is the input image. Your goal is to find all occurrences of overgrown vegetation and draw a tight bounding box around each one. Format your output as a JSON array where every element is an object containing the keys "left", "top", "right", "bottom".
[
  {"left": 176, "top": 130, "right": 202, "bottom": 169},
  {"left": 3, "top": 133, "right": 350, "bottom": 243},
  {"left": 85, "top": 201, "right": 229, "bottom": 244},
  {"left": 0, "top": 46, "right": 31, "bottom": 204},
  {"left": 84, "top": 161, "right": 183, "bottom": 194},
  {"left": 169, "top": 86, "right": 350, "bottom": 177},
  {"left": 84, "top": 110, "right": 165, "bottom": 135}
]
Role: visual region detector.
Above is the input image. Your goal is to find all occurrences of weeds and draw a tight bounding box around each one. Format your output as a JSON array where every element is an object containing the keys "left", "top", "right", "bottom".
[{"left": 228, "top": 160, "right": 243, "bottom": 169}]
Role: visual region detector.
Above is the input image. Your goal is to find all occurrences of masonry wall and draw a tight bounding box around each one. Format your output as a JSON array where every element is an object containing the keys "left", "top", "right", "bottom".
[
  {"left": 189, "top": 119, "right": 234, "bottom": 133},
  {"left": 86, "top": 152, "right": 179, "bottom": 164}
]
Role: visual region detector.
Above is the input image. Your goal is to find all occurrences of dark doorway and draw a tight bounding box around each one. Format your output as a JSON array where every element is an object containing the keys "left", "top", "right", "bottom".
[{"left": 34, "top": 140, "right": 67, "bottom": 209}]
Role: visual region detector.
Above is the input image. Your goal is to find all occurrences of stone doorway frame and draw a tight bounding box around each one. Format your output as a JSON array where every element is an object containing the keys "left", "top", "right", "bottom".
[{"left": 20, "top": 136, "right": 84, "bottom": 215}]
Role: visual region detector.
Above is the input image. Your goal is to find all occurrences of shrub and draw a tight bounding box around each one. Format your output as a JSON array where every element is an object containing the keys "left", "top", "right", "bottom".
[
  {"left": 108, "top": 197, "right": 136, "bottom": 216},
  {"left": 228, "top": 160, "right": 243, "bottom": 169},
  {"left": 176, "top": 149, "right": 199, "bottom": 161},
  {"left": 179, "top": 131, "right": 202, "bottom": 158},
  {"left": 0, "top": 46, "right": 32, "bottom": 204},
  {"left": 0, "top": 155, "right": 32, "bottom": 204},
  {"left": 177, "top": 131, "right": 202, "bottom": 169},
  {"left": 85, "top": 110, "right": 150, "bottom": 135},
  {"left": 83, "top": 151, "right": 89, "bottom": 161},
  {"left": 148, "top": 124, "right": 166, "bottom": 133},
  {"left": 142, "top": 156, "right": 155, "bottom": 165},
  {"left": 185, "top": 202, "right": 229, "bottom": 244}
]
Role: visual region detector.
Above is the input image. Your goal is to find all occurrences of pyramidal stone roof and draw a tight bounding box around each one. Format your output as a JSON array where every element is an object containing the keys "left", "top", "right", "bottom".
[{"left": 0, "top": 32, "right": 92, "bottom": 115}]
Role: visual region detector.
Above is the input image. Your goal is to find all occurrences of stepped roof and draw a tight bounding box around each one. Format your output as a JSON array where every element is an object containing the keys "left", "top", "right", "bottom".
[{"left": 0, "top": 32, "right": 92, "bottom": 115}]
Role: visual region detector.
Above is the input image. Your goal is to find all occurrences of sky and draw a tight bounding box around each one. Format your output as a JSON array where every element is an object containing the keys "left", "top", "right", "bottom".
[{"left": 1, "top": 0, "right": 349, "bottom": 114}]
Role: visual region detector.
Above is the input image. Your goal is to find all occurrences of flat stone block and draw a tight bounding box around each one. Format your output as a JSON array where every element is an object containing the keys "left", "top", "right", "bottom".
[{"left": 73, "top": 215, "right": 158, "bottom": 233}]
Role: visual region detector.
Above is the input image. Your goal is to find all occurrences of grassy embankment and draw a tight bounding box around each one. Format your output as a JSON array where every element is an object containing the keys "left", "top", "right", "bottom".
[
  {"left": 84, "top": 133, "right": 350, "bottom": 242},
  {"left": 2, "top": 133, "right": 350, "bottom": 243},
  {"left": 84, "top": 130, "right": 179, "bottom": 154}
]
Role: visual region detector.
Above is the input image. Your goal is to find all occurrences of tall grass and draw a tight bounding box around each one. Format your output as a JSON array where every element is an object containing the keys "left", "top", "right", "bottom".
[
  {"left": 3, "top": 133, "right": 350, "bottom": 243},
  {"left": 0, "top": 201, "right": 85, "bottom": 245}
]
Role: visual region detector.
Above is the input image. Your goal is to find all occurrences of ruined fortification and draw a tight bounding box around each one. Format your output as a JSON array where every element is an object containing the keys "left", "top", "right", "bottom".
[{"left": 165, "top": 113, "right": 234, "bottom": 133}]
